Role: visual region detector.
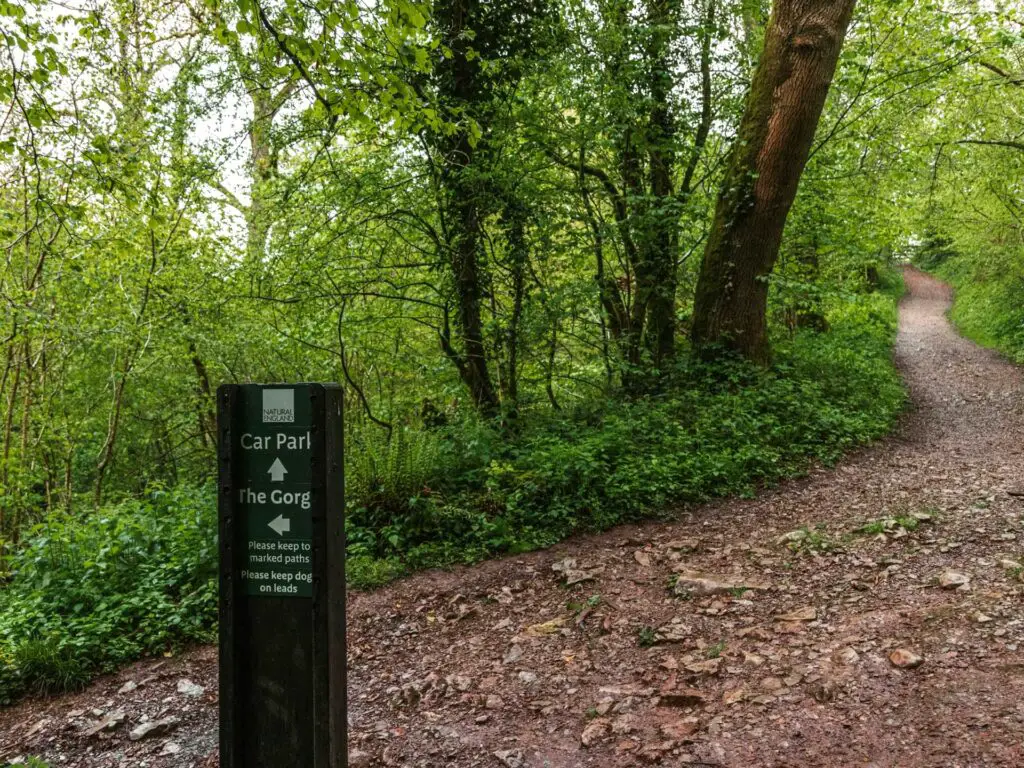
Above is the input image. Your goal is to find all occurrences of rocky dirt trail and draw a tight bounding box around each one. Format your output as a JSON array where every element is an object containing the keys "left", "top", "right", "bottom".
[{"left": 3, "top": 266, "right": 1024, "bottom": 767}]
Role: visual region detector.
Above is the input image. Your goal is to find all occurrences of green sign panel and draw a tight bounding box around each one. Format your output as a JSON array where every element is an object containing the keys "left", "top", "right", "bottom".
[
  {"left": 218, "top": 382, "right": 347, "bottom": 767},
  {"left": 236, "top": 387, "right": 314, "bottom": 597}
]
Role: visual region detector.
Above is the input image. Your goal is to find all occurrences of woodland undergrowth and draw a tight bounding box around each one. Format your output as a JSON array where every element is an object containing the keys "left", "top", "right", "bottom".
[{"left": 0, "top": 275, "right": 906, "bottom": 703}]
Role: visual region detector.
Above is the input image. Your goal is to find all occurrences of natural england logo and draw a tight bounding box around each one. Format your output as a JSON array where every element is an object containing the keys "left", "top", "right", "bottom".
[{"left": 262, "top": 389, "right": 295, "bottom": 423}]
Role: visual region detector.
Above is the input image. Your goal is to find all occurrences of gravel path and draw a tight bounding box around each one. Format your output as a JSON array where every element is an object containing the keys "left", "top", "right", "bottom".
[{"left": 3, "top": 267, "right": 1023, "bottom": 767}]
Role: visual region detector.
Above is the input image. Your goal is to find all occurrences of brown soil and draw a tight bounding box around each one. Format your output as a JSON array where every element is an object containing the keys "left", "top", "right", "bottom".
[{"left": 3, "top": 266, "right": 1023, "bottom": 767}]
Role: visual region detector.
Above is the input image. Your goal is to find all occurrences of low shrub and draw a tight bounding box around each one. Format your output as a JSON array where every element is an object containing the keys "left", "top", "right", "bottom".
[{"left": 0, "top": 486, "right": 217, "bottom": 703}]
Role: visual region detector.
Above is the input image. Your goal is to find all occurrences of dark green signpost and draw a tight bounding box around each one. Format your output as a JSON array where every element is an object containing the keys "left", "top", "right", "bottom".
[{"left": 218, "top": 384, "right": 346, "bottom": 767}]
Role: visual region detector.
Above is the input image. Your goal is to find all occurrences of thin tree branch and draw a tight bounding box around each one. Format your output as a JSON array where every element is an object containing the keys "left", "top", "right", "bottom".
[
  {"left": 979, "top": 60, "right": 1024, "bottom": 86},
  {"left": 252, "top": 0, "right": 337, "bottom": 125},
  {"left": 958, "top": 139, "right": 1024, "bottom": 152}
]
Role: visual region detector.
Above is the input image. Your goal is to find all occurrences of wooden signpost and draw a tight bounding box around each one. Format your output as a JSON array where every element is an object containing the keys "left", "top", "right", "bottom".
[{"left": 218, "top": 384, "right": 346, "bottom": 767}]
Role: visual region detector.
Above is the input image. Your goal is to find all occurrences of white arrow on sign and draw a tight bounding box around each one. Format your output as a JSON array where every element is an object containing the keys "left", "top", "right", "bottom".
[
  {"left": 267, "top": 457, "right": 288, "bottom": 482},
  {"left": 268, "top": 514, "right": 291, "bottom": 536}
]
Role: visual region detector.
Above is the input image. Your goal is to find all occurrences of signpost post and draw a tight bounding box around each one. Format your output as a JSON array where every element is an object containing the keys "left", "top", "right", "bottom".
[{"left": 218, "top": 384, "right": 346, "bottom": 767}]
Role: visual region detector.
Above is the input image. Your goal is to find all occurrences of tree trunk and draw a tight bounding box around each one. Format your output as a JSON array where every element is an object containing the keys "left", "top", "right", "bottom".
[
  {"left": 445, "top": 157, "right": 501, "bottom": 417},
  {"left": 1, "top": 353, "right": 22, "bottom": 535},
  {"left": 432, "top": 0, "right": 501, "bottom": 417},
  {"left": 794, "top": 238, "right": 828, "bottom": 331},
  {"left": 190, "top": 342, "right": 217, "bottom": 448},
  {"left": 691, "top": 0, "right": 856, "bottom": 363},
  {"left": 246, "top": 87, "right": 275, "bottom": 267},
  {"left": 94, "top": 368, "right": 127, "bottom": 507},
  {"left": 499, "top": 198, "right": 528, "bottom": 409},
  {"left": 639, "top": 0, "right": 679, "bottom": 370}
]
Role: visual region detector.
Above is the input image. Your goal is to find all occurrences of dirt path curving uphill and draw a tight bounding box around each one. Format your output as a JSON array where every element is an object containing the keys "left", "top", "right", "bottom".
[{"left": 3, "top": 267, "right": 1024, "bottom": 767}]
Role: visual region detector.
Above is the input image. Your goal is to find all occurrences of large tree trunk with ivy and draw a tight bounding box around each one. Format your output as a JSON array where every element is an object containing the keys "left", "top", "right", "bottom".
[
  {"left": 614, "top": 0, "right": 680, "bottom": 384},
  {"left": 691, "top": 0, "right": 856, "bottom": 363},
  {"left": 636, "top": 0, "right": 679, "bottom": 372},
  {"left": 443, "top": 163, "right": 501, "bottom": 417},
  {"left": 432, "top": 0, "right": 501, "bottom": 418}
]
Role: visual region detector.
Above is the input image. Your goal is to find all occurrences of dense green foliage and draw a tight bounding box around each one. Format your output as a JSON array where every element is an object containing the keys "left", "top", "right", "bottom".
[
  {"left": 905, "top": 14, "right": 1024, "bottom": 364},
  {"left": 0, "top": 0, "right": 968, "bottom": 529},
  {"left": 943, "top": 264, "right": 1024, "bottom": 364},
  {"left": 0, "top": 487, "right": 216, "bottom": 702},
  {"left": 917, "top": 53, "right": 1024, "bottom": 364},
  {"left": 0, "top": 0, "right": 1019, "bottom": 703},
  {"left": 918, "top": 240, "right": 1024, "bottom": 364},
  {"left": 0, "top": 275, "right": 904, "bottom": 702},
  {"left": 347, "top": 279, "right": 906, "bottom": 584}
]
